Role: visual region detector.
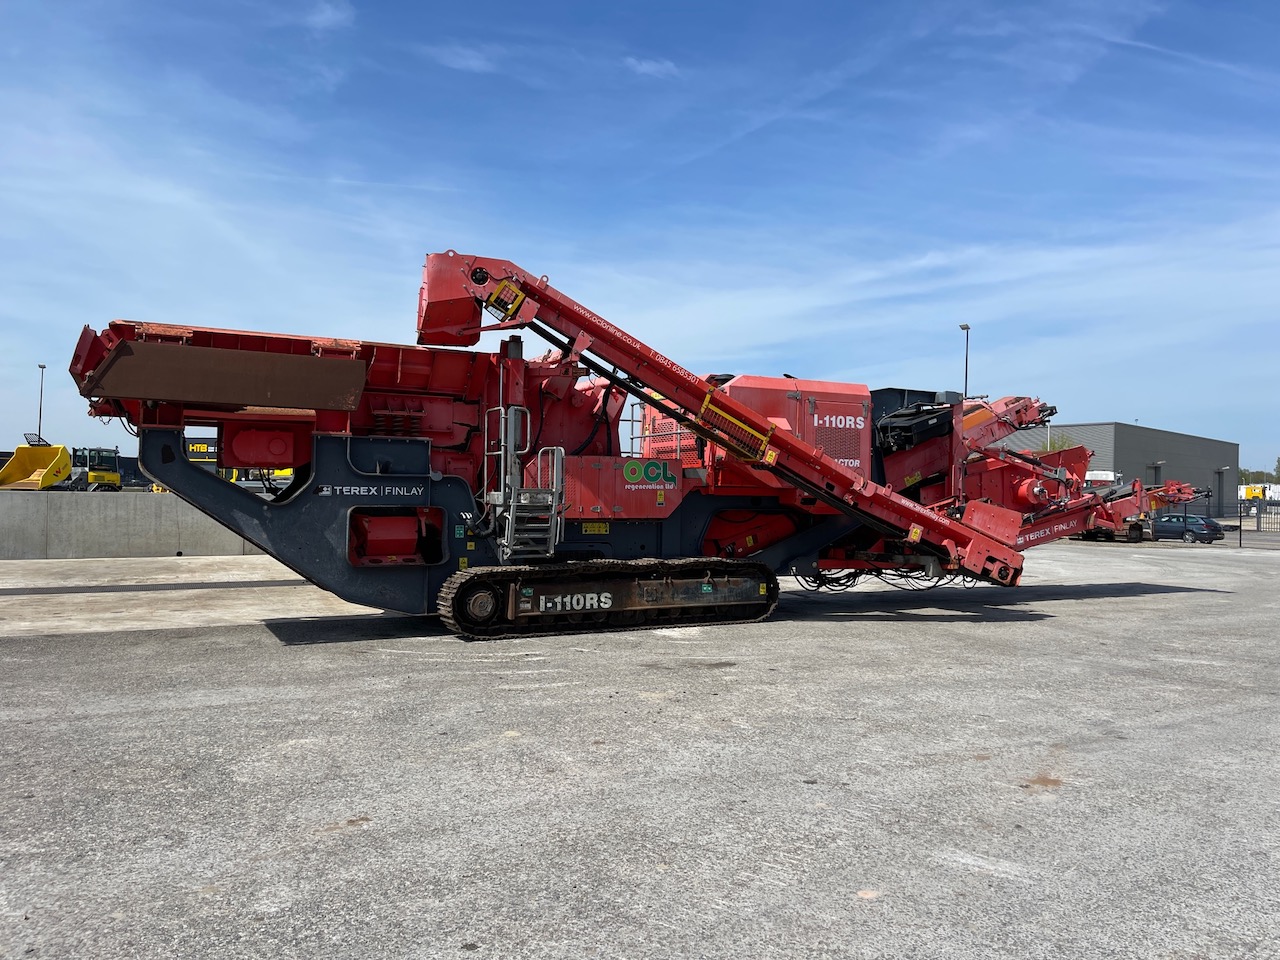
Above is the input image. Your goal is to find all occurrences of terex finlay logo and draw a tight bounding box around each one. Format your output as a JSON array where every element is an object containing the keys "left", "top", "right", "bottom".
[
  {"left": 315, "top": 483, "right": 425, "bottom": 497},
  {"left": 623, "top": 459, "right": 677, "bottom": 490}
]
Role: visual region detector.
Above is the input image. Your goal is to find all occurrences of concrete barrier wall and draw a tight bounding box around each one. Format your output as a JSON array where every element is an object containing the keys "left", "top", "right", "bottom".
[{"left": 0, "top": 492, "right": 263, "bottom": 560}]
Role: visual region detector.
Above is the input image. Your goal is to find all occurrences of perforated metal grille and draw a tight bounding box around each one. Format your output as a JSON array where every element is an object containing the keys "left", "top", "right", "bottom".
[
  {"left": 639, "top": 409, "right": 701, "bottom": 467},
  {"left": 813, "top": 426, "right": 864, "bottom": 466},
  {"left": 697, "top": 399, "right": 770, "bottom": 460}
]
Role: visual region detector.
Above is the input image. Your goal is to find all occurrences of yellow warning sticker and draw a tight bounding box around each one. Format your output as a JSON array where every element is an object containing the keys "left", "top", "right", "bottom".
[
  {"left": 582, "top": 522, "right": 611, "bottom": 534},
  {"left": 459, "top": 557, "right": 469, "bottom": 570},
  {"left": 764, "top": 448, "right": 778, "bottom": 466},
  {"left": 907, "top": 524, "right": 923, "bottom": 543}
]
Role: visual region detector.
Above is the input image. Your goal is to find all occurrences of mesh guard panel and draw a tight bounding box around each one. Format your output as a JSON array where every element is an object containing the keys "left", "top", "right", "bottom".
[{"left": 697, "top": 396, "right": 771, "bottom": 461}]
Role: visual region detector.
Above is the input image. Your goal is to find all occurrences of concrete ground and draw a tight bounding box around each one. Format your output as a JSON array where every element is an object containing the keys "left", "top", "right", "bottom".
[{"left": 1, "top": 541, "right": 1278, "bottom": 959}]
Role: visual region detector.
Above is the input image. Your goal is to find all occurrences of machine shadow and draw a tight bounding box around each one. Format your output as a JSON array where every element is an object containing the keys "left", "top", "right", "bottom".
[
  {"left": 264, "top": 581, "right": 1226, "bottom": 642},
  {"left": 266, "top": 613, "right": 452, "bottom": 646},
  {"left": 774, "top": 580, "right": 1225, "bottom": 625}
]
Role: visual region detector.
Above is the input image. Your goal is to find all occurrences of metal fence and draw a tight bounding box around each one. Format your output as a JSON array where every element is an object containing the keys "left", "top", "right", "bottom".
[{"left": 1236, "top": 500, "right": 1280, "bottom": 533}]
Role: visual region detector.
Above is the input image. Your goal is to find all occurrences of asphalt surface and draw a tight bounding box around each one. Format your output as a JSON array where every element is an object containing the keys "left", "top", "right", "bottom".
[{"left": 2, "top": 541, "right": 1278, "bottom": 959}]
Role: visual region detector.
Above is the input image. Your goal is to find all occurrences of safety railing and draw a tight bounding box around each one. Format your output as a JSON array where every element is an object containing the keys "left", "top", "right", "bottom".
[{"left": 1236, "top": 500, "right": 1280, "bottom": 534}]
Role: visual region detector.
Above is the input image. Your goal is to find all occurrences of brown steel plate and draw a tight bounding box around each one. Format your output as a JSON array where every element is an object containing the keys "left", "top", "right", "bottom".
[{"left": 82, "top": 341, "right": 366, "bottom": 411}]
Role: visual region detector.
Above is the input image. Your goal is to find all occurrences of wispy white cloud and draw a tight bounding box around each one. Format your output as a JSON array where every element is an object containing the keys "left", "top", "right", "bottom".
[
  {"left": 624, "top": 57, "right": 679, "bottom": 80},
  {"left": 1100, "top": 35, "right": 1280, "bottom": 89},
  {"left": 645, "top": 42, "right": 892, "bottom": 177},
  {"left": 951, "top": 17, "right": 1025, "bottom": 40},
  {"left": 638, "top": 1, "right": 1162, "bottom": 177},
  {"left": 946, "top": 3, "right": 1157, "bottom": 82},
  {"left": 918, "top": 2, "right": 1165, "bottom": 155},
  {"left": 1041, "top": 119, "right": 1280, "bottom": 190},
  {"left": 304, "top": 1, "right": 354, "bottom": 32},
  {"left": 418, "top": 43, "right": 502, "bottom": 74}
]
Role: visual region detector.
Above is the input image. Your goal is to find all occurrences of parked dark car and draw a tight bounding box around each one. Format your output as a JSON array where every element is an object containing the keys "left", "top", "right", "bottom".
[{"left": 1151, "top": 514, "right": 1224, "bottom": 544}]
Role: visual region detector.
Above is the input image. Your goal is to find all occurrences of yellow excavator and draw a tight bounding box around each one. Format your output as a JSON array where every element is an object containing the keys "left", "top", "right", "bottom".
[{"left": 0, "top": 436, "right": 121, "bottom": 491}]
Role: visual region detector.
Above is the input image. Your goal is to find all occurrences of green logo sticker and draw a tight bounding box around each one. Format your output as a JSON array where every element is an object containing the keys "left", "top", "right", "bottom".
[{"left": 622, "top": 459, "right": 678, "bottom": 486}]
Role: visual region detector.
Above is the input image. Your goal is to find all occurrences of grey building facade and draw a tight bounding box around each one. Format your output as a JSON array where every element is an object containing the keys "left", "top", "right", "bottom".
[{"left": 1001, "top": 422, "right": 1238, "bottom": 518}]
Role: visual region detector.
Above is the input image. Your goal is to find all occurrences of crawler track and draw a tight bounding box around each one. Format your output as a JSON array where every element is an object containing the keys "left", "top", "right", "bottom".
[{"left": 439, "top": 557, "right": 780, "bottom": 640}]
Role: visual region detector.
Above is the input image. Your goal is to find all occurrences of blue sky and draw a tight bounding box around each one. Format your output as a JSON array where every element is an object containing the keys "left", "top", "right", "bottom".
[{"left": 1, "top": 0, "right": 1278, "bottom": 468}]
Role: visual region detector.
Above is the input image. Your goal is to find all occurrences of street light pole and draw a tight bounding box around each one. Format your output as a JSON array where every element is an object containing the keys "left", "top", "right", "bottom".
[
  {"left": 37, "top": 363, "right": 46, "bottom": 441},
  {"left": 956, "top": 324, "right": 972, "bottom": 503}
]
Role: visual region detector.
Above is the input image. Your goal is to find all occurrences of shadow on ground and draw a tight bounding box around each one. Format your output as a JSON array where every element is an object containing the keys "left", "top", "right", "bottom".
[
  {"left": 265, "top": 581, "right": 1226, "bottom": 643},
  {"left": 266, "top": 613, "right": 451, "bottom": 646},
  {"left": 775, "top": 580, "right": 1225, "bottom": 624}
]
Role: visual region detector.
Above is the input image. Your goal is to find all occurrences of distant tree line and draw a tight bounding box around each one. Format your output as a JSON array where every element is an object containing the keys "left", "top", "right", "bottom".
[{"left": 1240, "top": 460, "right": 1279, "bottom": 484}]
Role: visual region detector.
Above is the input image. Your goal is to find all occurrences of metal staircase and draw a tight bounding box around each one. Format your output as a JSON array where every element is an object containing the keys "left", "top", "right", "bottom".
[
  {"left": 484, "top": 403, "right": 565, "bottom": 561},
  {"left": 501, "top": 446, "right": 566, "bottom": 560}
]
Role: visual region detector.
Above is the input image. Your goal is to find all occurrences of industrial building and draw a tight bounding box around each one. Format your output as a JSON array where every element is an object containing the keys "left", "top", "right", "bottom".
[{"left": 1003, "top": 422, "right": 1238, "bottom": 518}]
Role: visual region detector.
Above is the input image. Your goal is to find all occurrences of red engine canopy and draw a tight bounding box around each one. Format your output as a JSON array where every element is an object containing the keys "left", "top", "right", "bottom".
[{"left": 719, "top": 375, "right": 873, "bottom": 475}]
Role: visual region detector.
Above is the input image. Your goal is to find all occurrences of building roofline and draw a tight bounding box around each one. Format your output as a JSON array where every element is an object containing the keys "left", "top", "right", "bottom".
[{"left": 1046, "top": 422, "right": 1237, "bottom": 447}]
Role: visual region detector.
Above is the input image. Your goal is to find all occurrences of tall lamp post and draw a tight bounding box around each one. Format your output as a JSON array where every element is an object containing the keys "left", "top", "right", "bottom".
[
  {"left": 957, "top": 324, "right": 972, "bottom": 501},
  {"left": 37, "top": 363, "right": 47, "bottom": 441}
]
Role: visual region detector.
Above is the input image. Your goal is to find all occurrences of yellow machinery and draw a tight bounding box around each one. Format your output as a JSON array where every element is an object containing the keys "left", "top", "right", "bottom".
[
  {"left": 150, "top": 438, "right": 291, "bottom": 493},
  {"left": 0, "top": 438, "right": 122, "bottom": 491},
  {"left": 0, "top": 437, "right": 73, "bottom": 490},
  {"left": 67, "top": 446, "right": 122, "bottom": 491}
]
